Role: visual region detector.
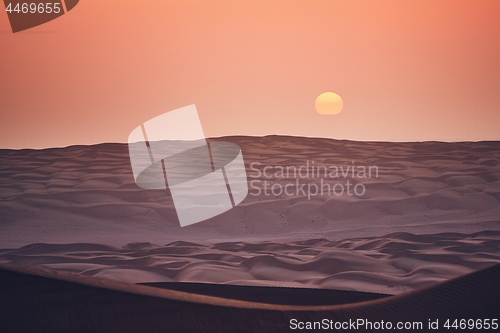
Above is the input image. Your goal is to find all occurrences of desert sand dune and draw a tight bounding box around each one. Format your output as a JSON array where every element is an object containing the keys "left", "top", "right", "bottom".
[
  {"left": 0, "top": 231, "right": 499, "bottom": 294},
  {"left": 1, "top": 136, "right": 499, "bottom": 246},
  {"left": 0, "top": 263, "right": 499, "bottom": 333},
  {"left": 1, "top": 136, "right": 500, "bottom": 294}
]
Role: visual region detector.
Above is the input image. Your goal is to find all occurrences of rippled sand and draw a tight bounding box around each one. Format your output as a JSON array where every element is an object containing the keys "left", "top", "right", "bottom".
[{"left": 0, "top": 136, "right": 499, "bottom": 293}]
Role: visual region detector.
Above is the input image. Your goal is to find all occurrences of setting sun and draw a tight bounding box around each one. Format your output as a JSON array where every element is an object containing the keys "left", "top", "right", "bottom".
[{"left": 315, "top": 92, "right": 343, "bottom": 115}]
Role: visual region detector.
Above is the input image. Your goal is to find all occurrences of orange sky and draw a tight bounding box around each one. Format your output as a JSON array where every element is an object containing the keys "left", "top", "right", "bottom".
[{"left": 1, "top": 0, "right": 499, "bottom": 148}]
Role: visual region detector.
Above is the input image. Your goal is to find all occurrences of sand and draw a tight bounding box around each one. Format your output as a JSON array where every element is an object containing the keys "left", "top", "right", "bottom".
[
  {"left": 0, "top": 231, "right": 499, "bottom": 295},
  {"left": 1, "top": 136, "right": 500, "bottom": 295},
  {"left": 1, "top": 263, "right": 499, "bottom": 332}
]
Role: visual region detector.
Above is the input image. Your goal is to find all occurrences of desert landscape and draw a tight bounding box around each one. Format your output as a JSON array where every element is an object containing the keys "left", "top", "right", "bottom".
[
  {"left": 2, "top": 0, "right": 499, "bottom": 330},
  {"left": 1, "top": 135, "right": 499, "bottom": 298}
]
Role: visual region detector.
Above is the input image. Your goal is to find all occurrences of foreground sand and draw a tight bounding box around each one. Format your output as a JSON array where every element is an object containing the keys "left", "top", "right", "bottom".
[{"left": 0, "top": 263, "right": 499, "bottom": 333}]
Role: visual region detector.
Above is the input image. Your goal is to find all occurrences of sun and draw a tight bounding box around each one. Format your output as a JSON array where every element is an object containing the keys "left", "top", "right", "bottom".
[{"left": 315, "top": 92, "right": 343, "bottom": 115}]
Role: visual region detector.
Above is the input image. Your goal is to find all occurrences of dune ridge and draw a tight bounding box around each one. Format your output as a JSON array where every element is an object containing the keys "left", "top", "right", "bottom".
[{"left": 0, "top": 263, "right": 499, "bottom": 332}]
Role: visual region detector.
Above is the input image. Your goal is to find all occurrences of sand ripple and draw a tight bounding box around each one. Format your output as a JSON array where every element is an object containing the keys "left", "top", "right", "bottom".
[{"left": 1, "top": 231, "right": 499, "bottom": 295}]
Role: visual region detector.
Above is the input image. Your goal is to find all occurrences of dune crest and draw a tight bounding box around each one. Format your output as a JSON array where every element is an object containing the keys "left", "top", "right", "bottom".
[{"left": 1, "top": 263, "right": 499, "bottom": 332}]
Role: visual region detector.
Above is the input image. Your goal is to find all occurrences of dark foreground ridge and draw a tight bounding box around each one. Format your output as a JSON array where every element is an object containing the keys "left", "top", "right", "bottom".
[
  {"left": 140, "top": 281, "right": 389, "bottom": 306},
  {"left": 0, "top": 263, "right": 499, "bottom": 332}
]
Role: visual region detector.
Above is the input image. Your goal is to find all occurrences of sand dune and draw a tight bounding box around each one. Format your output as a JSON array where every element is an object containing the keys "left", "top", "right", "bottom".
[
  {"left": 1, "top": 136, "right": 500, "bottom": 294},
  {"left": 1, "top": 136, "right": 499, "bottom": 247},
  {"left": 0, "top": 231, "right": 499, "bottom": 295},
  {"left": 0, "top": 263, "right": 499, "bottom": 333}
]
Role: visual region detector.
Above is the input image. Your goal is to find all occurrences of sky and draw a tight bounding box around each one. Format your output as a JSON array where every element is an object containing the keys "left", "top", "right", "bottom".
[{"left": 1, "top": 0, "right": 499, "bottom": 149}]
